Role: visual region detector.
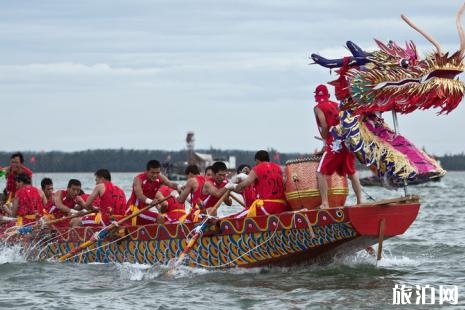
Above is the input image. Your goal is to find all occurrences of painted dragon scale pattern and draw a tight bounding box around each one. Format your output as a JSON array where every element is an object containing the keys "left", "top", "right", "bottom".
[{"left": 22, "top": 209, "right": 356, "bottom": 267}]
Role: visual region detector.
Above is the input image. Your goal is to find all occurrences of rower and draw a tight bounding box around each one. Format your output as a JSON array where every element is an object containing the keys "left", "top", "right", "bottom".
[{"left": 1, "top": 173, "right": 43, "bottom": 227}]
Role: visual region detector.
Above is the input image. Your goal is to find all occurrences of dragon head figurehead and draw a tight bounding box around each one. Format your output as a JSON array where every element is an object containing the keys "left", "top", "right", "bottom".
[
  {"left": 311, "top": 3, "right": 465, "bottom": 115},
  {"left": 310, "top": 4, "right": 465, "bottom": 187}
]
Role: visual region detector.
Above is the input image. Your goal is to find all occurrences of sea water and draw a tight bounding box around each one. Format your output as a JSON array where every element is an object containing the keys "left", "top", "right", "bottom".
[{"left": 0, "top": 172, "right": 464, "bottom": 309}]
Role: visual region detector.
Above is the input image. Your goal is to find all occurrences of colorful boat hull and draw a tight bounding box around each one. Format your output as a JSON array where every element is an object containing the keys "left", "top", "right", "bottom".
[{"left": 8, "top": 197, "right": 420, "bottom": 268}]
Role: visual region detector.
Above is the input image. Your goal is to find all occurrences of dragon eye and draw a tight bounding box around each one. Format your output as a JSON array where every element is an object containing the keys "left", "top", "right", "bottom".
[{"left": 400, "top": 59, "right": 410, "bottom": 68}]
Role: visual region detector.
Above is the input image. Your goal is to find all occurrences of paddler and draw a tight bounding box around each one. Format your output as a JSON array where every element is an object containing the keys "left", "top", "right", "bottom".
[
  {"left": 125, "top": 160, "right": 182, "bottom": 225},
  {"left": 225, "top": 150, "right": 290, "bottom": 218}
]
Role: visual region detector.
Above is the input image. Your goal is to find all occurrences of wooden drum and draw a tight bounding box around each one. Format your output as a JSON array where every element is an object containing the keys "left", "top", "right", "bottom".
[{"left": 284, "top": 156, "right": 348, "bottom": 210}]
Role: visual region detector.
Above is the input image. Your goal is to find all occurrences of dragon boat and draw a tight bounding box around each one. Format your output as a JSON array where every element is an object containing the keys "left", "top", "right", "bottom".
[
  {"left": 2, "top": 3, "right": 465, "bottom": 268},
  {"left": 2, "top": 195, "right": 419, "bottom": 267}
]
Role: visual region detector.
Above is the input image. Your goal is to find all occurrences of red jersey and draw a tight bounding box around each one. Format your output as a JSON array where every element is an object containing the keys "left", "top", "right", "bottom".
[
  {"left": 15, "top": 185, "right": 43, "bottom": 217},
  {"left": 126, "top": 172, "right": 162, "bottom": 208},
  {"left": 253, "top": 162, "right": 286, "bottom": 200},
  {"left": 5, "top": 165, "right": 33, "bottom": 199},
  {"left": 226, "top": 163, "right": 289, "bottom": 219},
  {"left": 99, "top": 181, "right": 127, "bottom": 219}
]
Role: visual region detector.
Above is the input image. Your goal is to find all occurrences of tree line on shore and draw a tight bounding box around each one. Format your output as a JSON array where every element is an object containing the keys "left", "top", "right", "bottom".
[{"left": 0, "top": 149, "right": 464, "bottom": 172}]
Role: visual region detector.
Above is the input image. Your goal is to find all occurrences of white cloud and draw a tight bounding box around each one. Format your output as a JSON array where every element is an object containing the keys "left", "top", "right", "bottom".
[{"left": 0, "top": 0, "right": 465, "bottom": 155}]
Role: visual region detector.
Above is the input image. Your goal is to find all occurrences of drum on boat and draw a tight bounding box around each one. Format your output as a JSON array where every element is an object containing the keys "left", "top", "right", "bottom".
[{"left": 284, "top": 155, "right": 348, "bottom": 210}]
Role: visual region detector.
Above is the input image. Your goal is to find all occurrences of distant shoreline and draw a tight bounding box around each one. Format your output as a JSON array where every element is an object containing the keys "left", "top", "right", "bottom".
[{"left": 1, "top": 149, "right": 465, "bottom": 172}]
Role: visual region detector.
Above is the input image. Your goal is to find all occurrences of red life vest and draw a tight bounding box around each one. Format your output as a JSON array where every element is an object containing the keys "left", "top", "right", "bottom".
[
  {"left": 6, "top": 166, "right": 32, "bottom": 198},
  {"left": 15, "top": 185, "right": 43, "bottom": 217},
  {"left": 99, "top": 181, "right": 127, "bottom": 217},
  {"left": 126, "top": 172, "right": 162, "bottom": 208}
]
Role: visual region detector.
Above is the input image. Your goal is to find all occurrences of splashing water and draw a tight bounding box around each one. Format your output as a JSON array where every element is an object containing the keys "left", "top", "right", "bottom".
[{"left": 0, "top": 243, "right": 27, "bottom": 264}]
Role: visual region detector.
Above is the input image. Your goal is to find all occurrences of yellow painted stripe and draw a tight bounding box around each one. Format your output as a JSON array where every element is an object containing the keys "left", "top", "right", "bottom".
[{"left": 285, "top": 188, "right": 348, "bottom": 200}]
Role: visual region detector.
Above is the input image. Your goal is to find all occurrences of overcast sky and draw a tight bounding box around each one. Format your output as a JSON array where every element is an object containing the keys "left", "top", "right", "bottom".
[{"left": 1, "top": 0, "right": 464, "bottom": 156}]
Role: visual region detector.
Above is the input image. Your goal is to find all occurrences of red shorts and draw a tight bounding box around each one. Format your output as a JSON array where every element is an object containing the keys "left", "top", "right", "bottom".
[{"left": 317, "top": 148, "right": 356, "bottom": 176}]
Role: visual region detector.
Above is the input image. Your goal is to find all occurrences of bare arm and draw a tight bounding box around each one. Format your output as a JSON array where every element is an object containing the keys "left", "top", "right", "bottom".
[
  {"left": 202, "top": 181, "right": 228, "bottom": 198},
  {"left": 314, "top": 106, "right": 329, "bottom": 140},
  {"left": 177, "top": 178, "right": 196, "bottom": 204},
  {"left": 54, "top": 191, "right": 74, "bottom": 214},
  {"left": 160, "top": 174, "right": 179, "bottom": 190},
  {"left": 79, "top": 184, "right": 104, "bottom": 210},
  {"left": 133, "top": 175, "right": 149, "bottom": 202}
]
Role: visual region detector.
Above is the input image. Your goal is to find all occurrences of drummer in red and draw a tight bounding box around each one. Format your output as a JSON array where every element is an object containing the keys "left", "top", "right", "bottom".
[
  {"left": 313, "top": 84, "right": 362, "bottom": 209},
  {"left": 225, "top": 150, "right": 290, "bottom": 218}
]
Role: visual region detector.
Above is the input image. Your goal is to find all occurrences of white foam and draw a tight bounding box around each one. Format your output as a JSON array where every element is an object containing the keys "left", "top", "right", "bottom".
[
  {"left": 0, "top": 244, "right": 27, "bottom": 264},
  {"left": 332, "top": 247, "right": 421, "bottom": 268},
  {"left": 116, "top": 262, "right": 154, "bottom": 281}
]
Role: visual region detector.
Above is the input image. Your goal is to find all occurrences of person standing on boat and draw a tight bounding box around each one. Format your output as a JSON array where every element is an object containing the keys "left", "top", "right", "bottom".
[
  {"left": 1, "top": 152, "right": 33, "bottom": 205},
  {"left": 313, "top": 84, "right": 362, "bottom": 209},
  {"left": 225, "top": 150, "right": 290, "bottom": 217},
  {"left": 126, "top": 160, "right": 182, "bottom": 225},
  {"left": 1, "top": 173, "right": 43, "bottom": 227},
  {"left": 77, "top": 169, "right": 126, "bottom": 226}
]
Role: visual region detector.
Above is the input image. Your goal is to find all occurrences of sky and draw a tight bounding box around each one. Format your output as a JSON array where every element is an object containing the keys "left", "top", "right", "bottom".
[{"left": 1, "top": 0, "right": 465, "bottom": 156}]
